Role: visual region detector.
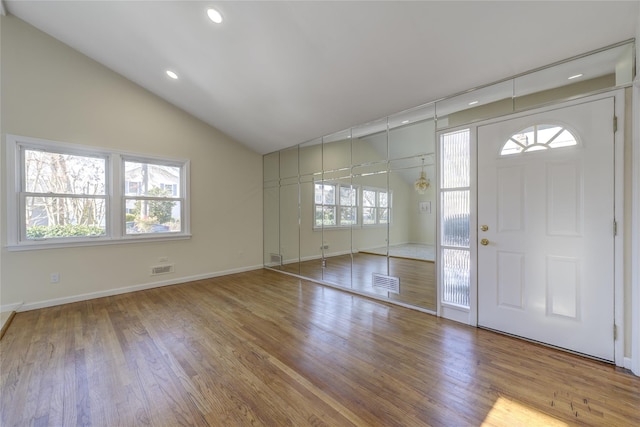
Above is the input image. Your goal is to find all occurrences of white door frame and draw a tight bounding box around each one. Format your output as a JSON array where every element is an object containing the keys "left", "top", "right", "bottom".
[
  {"left": 632, "top": 79, "right": 640, "bottom": 376},
  {"left": 467, "top": 91, "right": 625, "bottom": 367}
]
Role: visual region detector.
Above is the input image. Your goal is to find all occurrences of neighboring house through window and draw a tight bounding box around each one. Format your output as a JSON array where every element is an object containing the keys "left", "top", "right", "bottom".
[{"left": 6, "top": 134, "right": 190, "bottom": 249}]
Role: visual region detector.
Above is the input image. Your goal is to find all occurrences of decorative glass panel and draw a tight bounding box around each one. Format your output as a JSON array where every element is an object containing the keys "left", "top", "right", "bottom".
[
  {"left": 442, "top": 191, "right": 470, "bottom": 247},
  {"left": 442, "top": 249, "right": 470, "bottom": 307},
  {"left": 441, "top": 129, "right": 470, "bottom": 188},
  {"left": 501, "top": 124, "right": 577, "bottom": 156}
]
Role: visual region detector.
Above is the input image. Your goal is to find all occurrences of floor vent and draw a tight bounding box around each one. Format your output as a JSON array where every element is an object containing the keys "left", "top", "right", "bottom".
[
  {"left": 269, "top": 253, "right": 282, "bottom": 266},
  {"left": 151, "top": 264, "right": 174, "bottom": 275},
  {"left": 372, "top": 273, "right": 400, "bottom": 293}
]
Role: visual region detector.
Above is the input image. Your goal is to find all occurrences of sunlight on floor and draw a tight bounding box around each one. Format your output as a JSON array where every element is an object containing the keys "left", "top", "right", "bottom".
[{"left": 481, "top": 396, "right": 568, "bottom": 427}]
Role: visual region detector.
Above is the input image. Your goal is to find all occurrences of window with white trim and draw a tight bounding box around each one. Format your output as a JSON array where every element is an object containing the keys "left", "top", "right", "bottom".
[
  {"left": 313, "top": 183, "right": 390, "bottom": 229},
  {"left": 6, "top": 134, "right": 190, "bottom": 249},
  {"left": 124, "top": 160, "right": 183, "bottom": 234},
  {"left": 314, "top": 183, "right": 358, "bottom": 228}
]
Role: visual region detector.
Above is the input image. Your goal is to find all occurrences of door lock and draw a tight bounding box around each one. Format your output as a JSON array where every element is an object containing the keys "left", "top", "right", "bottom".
[
  {"left": 480, "top": 238, "right": 490, "bottom": 246},
  {"left": 481, "top": 225, "right": 489, "bottom": 232}
]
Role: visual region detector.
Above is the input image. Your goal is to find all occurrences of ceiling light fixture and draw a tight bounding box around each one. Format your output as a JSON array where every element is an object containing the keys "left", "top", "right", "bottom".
[
  {"left": 401, "top": 120, "right": 410, "bottom": 124},
  {"left": 207, "top": 8, "right": 223, "bottom": 24},
  {"left": 166, "top": 70, "right": 178, "bottom": 80},
  {"left": 568, "top": 74, "right": 583, "bottom": 80},
  {"left": 468, "top": 100, "right": 479, "bottom": 106},
  {"left": 414, "top": 158, "right": 430, "bottom": 194}
]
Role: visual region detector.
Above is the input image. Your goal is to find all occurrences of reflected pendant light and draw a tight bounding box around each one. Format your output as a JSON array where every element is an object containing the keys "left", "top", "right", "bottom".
[{"left": 414, "top": 158, "right": 430, "bottom": 194}]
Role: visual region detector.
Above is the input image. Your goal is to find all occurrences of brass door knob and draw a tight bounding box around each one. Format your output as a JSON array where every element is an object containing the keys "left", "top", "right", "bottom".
[
  {"left": 480, "top": 238, "right": 490, "bottom": 246},
  {"left": 481, "top": 225, "right": 489, "bottom": 232}
]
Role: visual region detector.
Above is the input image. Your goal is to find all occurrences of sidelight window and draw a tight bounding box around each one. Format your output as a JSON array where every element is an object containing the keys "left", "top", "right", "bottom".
[{"left": 440, "top": 128, "right": 471, "bottom": 308}]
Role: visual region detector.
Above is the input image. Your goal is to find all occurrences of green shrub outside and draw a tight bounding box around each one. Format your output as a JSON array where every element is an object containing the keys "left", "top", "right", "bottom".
[{"left": 27, "top": 224, "right": 105, "bottom": 239}]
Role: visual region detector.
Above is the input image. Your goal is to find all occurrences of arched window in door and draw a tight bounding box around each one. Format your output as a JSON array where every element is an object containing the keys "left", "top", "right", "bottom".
[{"left": 501, "top": 124, "right": 578, "bottom": 156}]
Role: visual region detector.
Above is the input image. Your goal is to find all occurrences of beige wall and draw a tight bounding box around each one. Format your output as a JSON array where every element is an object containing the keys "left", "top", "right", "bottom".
[{"left": 0, "top": 16, "right": 263, "bottom": 309}]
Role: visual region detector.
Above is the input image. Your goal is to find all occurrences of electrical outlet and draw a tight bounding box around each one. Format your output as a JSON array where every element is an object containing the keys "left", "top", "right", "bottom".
[{"left": 50, "top": 273, "right": 60, "bottom": 283}]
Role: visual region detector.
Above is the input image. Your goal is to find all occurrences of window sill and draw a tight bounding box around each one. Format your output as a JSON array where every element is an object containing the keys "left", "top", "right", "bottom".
[{"left": 6, "top": 233, "right": 192, "bottom": 252}]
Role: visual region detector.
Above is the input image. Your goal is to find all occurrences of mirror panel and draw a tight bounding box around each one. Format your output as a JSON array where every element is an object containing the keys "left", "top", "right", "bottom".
[
  {"left": 280, "top": 146, "right": 298, "bottom": 179},
  {"left": 299, "top": 137, "right": 322, "bottom": 176},
  {"left": 388, "top": 104, "right": 435, "bottom": 160},
  {"left": 298, "top": 139, "right": 323, "bottom": 282},
  {"left": 514, "top": 42, "right": 634, "bottom": 110},
  {"left": 351, "top": 162, "right": 389, "bottom": 298},
  {"left": 278, "top": 146, "right": 300, "bottom": 275},
  {"left": 352, "top": 118, "right": 388, "bottom": 165},
  {"left": 321, "top": 131, "right": 352, "bottom": 289},
  {"left": 278, "top": 182, "right": 300, "bottom": 275},
  {"left": 436, "top": 80, "right": 514, "bottom": 130},
  {"left": 264, "top": 41, "right": 633, "bottom": 315},
  {"left": 263, "top": 152, "right": 280, "bottom": 267},
  {"left": 388, "top": 156, "right": 437, "bottom": 311}
]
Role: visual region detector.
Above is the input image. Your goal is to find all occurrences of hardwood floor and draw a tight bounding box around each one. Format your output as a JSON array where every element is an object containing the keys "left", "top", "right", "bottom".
[
  {"left": 1, "top": 269, "right": 638, "bottom": 426},
  {"left": 277, "top": 253, "right": 437, "bottom": 311}
]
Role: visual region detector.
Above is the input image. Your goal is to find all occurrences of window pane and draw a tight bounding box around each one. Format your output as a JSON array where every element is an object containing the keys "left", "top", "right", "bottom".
[
  {"left": 125, "top": 199, "right": 182, "bottom": 234},
  {"left": 363, "top": 190, "right": 376, "bottom": 207},
  {"left": 25, "top": 149, "right": 106, "bottom": 195},
  {"left": 378, "top": 192, "right": 388, "bottom": 208},
  {"left": 340, "top": 186, "right": 356, "bottom": 206},
  {"left": 322, "top": 184, "right": 335, "bottom": 205},
  {"left": 124, "top": 161, "right": 181, "bottom": 197},
  {"left": 314, "top": 184, "right": 323, "bottom": 204},
  {"left": 378, "top": 208, "right": 389, "bottom": 224},
  {"left": 442, "top": 249, "right": 470, "bottom": 307},
  {"left": 25, "top": 196, "right": 106, "bottom": 239},
  {"left": 442, "top": 191, "right": 470, "bottom": 247},
  {"left": 363, "top": 207, "right": 376, "bottom": 225},
  {"left": 441, "top": 129, "right": 470, "bottom": 189},
  {"left": 340, "top": 207, "right": 357, "bottom": 225}
]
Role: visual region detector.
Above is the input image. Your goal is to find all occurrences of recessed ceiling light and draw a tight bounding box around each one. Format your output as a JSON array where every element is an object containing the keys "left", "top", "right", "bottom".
[
  {"left": 568, "top": 74, "right": 583, "bottom": 80},
  {"left": 166, "top": 70, "right": 178, "bottom": 80},
  {"left": 468, "top": 100, "right": 479, "bottom": 106},
  {"left": 207, "top": 8, "right": 223, "bottom": 24},
  {"left": 401, "top": 120, "right": 410, "bottom": 124}
]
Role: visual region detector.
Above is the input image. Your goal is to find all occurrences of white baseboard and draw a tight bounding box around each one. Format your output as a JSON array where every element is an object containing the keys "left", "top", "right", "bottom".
[
  {"left": 282, "top": 250, "right": 354, "bottom": 265},
  {"left": 624, "top": 356, "right": 632, "bottom": 370},
  {"left": 12, "top": 264, "right": 263, "bottom": 312},
  {"left": 0, "top": 302, "right": 23, "bottom": 313}
]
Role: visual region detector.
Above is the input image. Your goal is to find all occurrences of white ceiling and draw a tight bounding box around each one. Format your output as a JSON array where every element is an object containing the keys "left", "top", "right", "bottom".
[{"left": 4, "top": 1, "right": 639, "bottom": 154}]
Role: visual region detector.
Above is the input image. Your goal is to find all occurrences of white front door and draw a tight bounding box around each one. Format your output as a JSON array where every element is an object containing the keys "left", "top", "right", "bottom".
[{"left": 477, "top": 97, "right": 615, "bottom": 361}]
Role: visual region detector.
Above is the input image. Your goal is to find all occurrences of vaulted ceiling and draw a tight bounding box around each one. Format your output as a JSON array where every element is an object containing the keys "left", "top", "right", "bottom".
[{"left": 4, "top": 1, "right": 639, "bottom": 154}]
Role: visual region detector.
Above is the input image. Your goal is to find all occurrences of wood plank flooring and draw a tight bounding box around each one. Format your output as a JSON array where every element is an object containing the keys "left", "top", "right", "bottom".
[
  {"left": 1, "top": 269, "right": 638, "bottom": 426},
  {"left": 277, "top": 253, "right": 437, "bottom": 311}
]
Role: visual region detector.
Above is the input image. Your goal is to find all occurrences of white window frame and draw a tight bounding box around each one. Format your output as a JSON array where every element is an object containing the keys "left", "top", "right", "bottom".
[
  {"left": 361, "top": 186, "right": 391, "bottom": 227},
  {"left": 5, "top": 134, "right": 191, "bottom": 251},
  {"left": 313, "top": 182, "right": 359, "bottom": 229}
]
